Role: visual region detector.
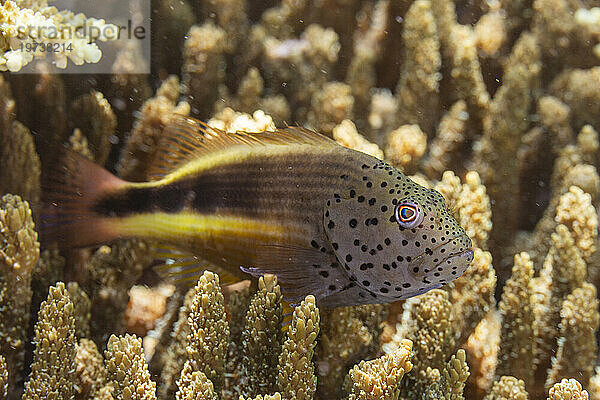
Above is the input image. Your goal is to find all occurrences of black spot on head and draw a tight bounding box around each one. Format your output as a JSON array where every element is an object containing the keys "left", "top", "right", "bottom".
[
  {"left": 319, "top": 271, "right": 329, "bottom": 278},
  {"left": 402, "top": 283, "right": 411, "bottom": 288},
  {"left": 358, "top": 196, "right": 365, "bottom": 203},
  {"left": 402, "top": 240, "right": 408, "bottom": 246},
  {"left": 353, "top": 239, "right": 360, "bottom": 246},
  {"left": 366, "top": 182, "right": 373, "bottom": 188},
  {"left": 360, "top": 263, "right": 368, "bottom": 271},
  {"left": 369, "top": 249, "right": 376, "bottom": 255},
  {"left": 329, "top": 284, "right": 336, "bottom": 291},
  {"left": 332, "top": 242, "right": 339, "bottom": 250},
  {"left": 350, "top": 189, "right": 356, "bottom": 198},
  {"left": 328, "top": 220, "right": 335, "bottom": 229},
  {"left": 383, "top": 264, "right": 391, "bottom": 271},
  {"left": 384, "top": 238, "right": 391, "bottom": 246},
  {"left": 346, "top": 254, "right": 353, "bottom": 262},
  {"left": 368, "top": 198, "right": 376, "bottom": 206},
  {"left": 406, "top": 256, "right": 412, "bottom": 262},
  {"left": 380, "top": 287, "right": 389, "bottom": 293},
  {"left": 349, "top": 219, "right": 358, "bottom": 228},
  {"left": 361, "top": 244, "right": 368, "bottom": 252},
  {"left": 371, "top": 218, "right": 378, "bottom": 225},
  {"left": 362, "top": 280, "right": 370, "bottom": 287},
  {"left": 376, "top": 244, "right": 383, "bottom": 251},
  {"left": 397, "top": 255, "right": 404, "bottom": 262},
  {"left": 413, "top": 267, "right": 419, "bottom": 273},
  {"left": 381, "top": 205, "right": 388, "bottom": 212},
  {"left": 311, "top": 240, "right": 319, "bottom": 249},
  {"left": 381, "top": 181, "right": 387, "bottom": 187}
]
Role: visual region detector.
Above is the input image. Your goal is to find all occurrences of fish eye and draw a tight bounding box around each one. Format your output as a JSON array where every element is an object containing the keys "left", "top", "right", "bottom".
[{"left": 395, "top": 202, "right": 423, "bottom": 229}]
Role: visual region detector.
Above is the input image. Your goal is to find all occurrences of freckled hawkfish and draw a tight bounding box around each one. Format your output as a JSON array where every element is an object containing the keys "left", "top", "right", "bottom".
[{"left": 42, "top": 116, "right": 473, "bottom": 308}]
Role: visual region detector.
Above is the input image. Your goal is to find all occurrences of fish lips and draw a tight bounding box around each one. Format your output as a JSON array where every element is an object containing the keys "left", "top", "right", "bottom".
[{"left": 409, "top": 237, "right": 474, "bottom": 275}]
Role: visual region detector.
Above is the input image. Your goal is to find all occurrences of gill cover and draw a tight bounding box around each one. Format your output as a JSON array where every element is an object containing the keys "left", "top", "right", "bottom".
[{"left": 323, "top": 192, "right": 411, "bottom": 300}]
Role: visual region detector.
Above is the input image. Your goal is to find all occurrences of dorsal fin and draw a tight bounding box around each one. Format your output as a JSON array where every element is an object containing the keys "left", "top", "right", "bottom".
[{"left": 148, "top": 115, "right": 335, "bottom": 180}]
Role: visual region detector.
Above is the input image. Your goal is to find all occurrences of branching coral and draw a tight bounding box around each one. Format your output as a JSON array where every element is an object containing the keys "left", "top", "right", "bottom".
[
  {"left": 69, "top": 91, "right": 117, "bottom": 166},
  {"left": 546, "top": 283, "right": 599, "bottom": 388},
  {"left": 317, "top": 306, "right": 381, "bottom": 399},
  {"left": 158, "top": 287, "right": 197, "bottom": 399},
  {"left": 447, "top": 247, "right": 496, "bottom": 347},
  {"left": 0, "top": 355, "right": 6, "bottom": 399},
  {"left": 332, "top": 119, "right": 384, "bottom": 159},
  {"left": 67, "top": 281, "right": 91, "bottom": 340},
  {"left": 277, "top": 295, "right": 320, "bottom": 400},
  {"left": 343, "top": 338, "right": 413, "bottom": 400},
  {"left": 395, "top": 0, "right": 441, "bottom": 136},
  {"left": 22, "top": 282, "right": 76, "bottom": 400},
  {"left": 435, "top": 171, "right": 493, "bottom": 250},
  {"left": 117, "top": 76, "right": 190, "bottom": 181},
  {"left": 0, "top": 76, "right": 40, "bottom": 208},
  {"left": 176, "top": 367, "right": 218, "bottom": 400},
  {"left": 384, "top": 124, "right": 427, "bottom": 174},
  {"left": 242, "top": 275, "right": 284, "bottom": 397},
  {"left": 496, "top": 252, "right": 535, "bottom": 387},
  {"left": 181, "top": 22, "right": 227, "bottom": 119},
  {"left": 75, "top": 338, "right": 108, "bottom": 400},
  {"left": 548, "top": 379, "right": 589, "bottom": 400},
  {"left": 554, "top": 186, "right": 598, "bottom": 262},
  {"left": 84, "top": 239, "right": 154, "bottom": 347},
  {"left": 0, "top": 194, "right": 38, "bottom": 393},
  {"left": 484, "top": 376, "right": 529, "bottom": 400},
  {"left": 307, "top": 81, "right": 354, "bottom": 135},
  {"left": 184, "top": 271, "right": 230, "bottom": 393},
  {"left": 473, "top": 32, "right": 541, "bottom": 262},
  {"left": 105, "top": 334, "right": 156, "bottom": 400},
  {"left": 422, "top": 100, "right": 469, "bottom": 179},
  {"left": 533, "top": 224, "right": 587, "bottom": 384}
]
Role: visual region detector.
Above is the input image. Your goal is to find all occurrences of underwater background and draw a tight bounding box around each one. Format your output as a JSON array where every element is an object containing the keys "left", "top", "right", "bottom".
[{"left": 0, "top": 0, "right": 600, "bottom": 399}]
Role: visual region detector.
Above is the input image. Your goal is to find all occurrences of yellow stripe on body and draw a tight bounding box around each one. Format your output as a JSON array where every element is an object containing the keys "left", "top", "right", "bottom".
[
  {"left": 116, "top": 211, "right": 288, "bottom": 241},
  {"left": 113, "top": 211, "right": 306, "bottom": 261}
]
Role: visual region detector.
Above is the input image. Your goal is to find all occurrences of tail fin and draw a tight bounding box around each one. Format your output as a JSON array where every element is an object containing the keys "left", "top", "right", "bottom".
[{"left": 41, "top": 148, "right": 128, "bottom": 248}]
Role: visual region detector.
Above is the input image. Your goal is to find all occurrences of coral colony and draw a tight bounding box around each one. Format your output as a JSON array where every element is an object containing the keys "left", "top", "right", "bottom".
[{"left": 1, "top": 0, "right": 600, "bottom": 399}]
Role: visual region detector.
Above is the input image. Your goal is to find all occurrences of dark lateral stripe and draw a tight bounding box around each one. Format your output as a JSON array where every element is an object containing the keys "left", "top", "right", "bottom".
[
  {"left": 93, "top": 184, "right": 188, "bottom": 216},
  {"left": 94, "top": 149, "right": 366, "bottom": 219}
]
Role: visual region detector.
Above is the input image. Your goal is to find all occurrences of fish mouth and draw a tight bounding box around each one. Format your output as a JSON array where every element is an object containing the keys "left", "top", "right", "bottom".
[
  {"left": 409, "top": 235, "right": 474, "bottom": 270},
  {"left": 435, "top": 248, "right": 474, "bottom": 268}
]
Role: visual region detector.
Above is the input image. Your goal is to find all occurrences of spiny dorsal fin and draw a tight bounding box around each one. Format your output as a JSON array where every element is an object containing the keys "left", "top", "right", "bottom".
[{"left": 148, "top": 115, "right": 335, "bottom": 180}]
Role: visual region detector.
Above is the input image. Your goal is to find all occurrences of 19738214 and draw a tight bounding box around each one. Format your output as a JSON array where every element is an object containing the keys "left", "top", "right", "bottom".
[{"left": 20, "top": 41, "right": 73, "bottom": 53}]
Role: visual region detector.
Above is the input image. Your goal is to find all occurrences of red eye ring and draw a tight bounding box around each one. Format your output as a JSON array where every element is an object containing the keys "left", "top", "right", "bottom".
[{"left": 395, "top": 202, "right": 423, "bottom": 228}]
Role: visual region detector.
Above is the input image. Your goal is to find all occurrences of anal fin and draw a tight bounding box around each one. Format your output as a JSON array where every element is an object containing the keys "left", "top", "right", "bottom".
[{"left": 152, "top": 245, "right": 242, "bottom": 286}]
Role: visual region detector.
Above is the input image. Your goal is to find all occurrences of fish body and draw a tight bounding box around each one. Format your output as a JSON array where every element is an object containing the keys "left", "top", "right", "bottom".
[{"left": 43, "top": 116, "right": 473, "bottom": 308}]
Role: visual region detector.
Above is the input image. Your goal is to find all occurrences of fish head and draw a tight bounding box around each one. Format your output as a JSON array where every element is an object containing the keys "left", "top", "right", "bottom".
[{"left": 324, "top": 163, "right": 473, "bottom": 303}]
